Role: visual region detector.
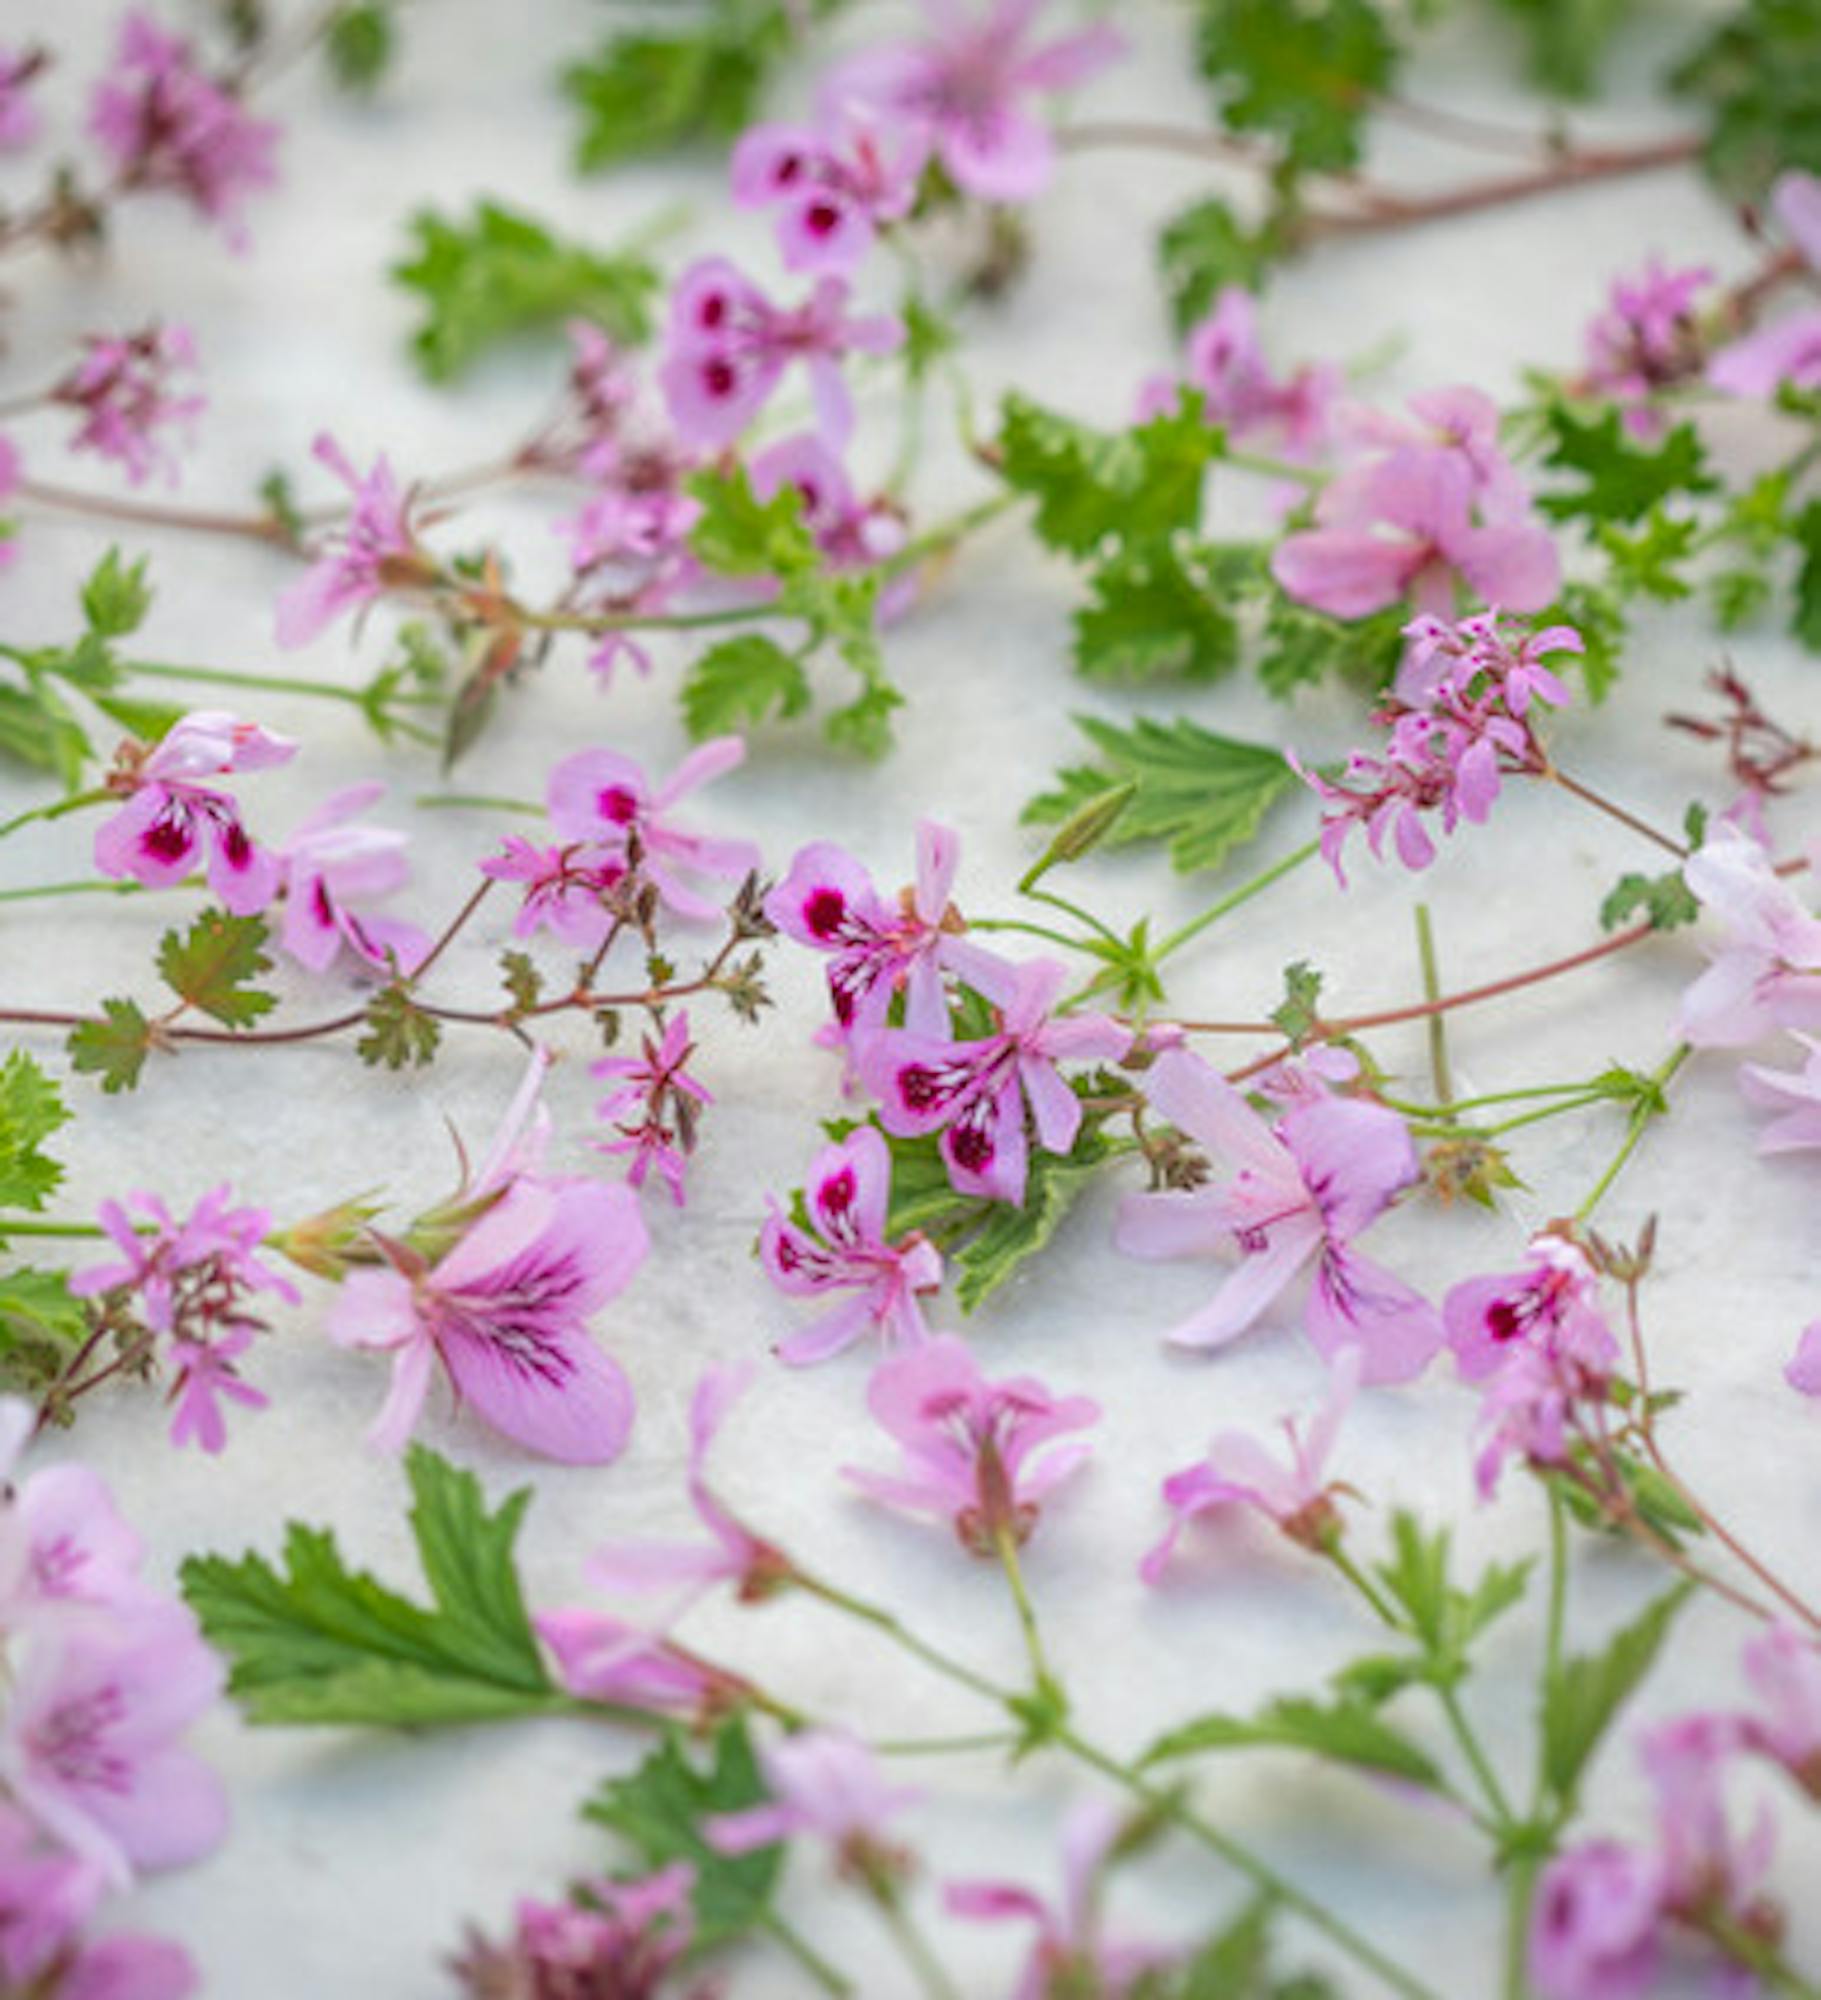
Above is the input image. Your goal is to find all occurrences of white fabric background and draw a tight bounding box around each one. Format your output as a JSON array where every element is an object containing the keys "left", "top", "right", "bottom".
[{"left": 3, "top": 1, "right": 1819, "bottom": 1993}]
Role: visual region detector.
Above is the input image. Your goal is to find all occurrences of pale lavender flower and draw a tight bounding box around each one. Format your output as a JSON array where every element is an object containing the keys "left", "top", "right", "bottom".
[
  {"left": 1137, "top": 288, "right": 1337, "bottom": 471},
  {"left": 1740, "top": 1034, "right": 1821, "bottom": 1151},
  {"left": 1678, "top": 826, "right": 1821, "bottom": 1047},
  {"left": 451, "top": 1866, "right": 704, "bottom": 2000},
  {"left": 53, "top": 325, "right": 203, "bottom": 486},
  {"left": 1530, "top": 1841, "right": 1667, "bottom": 2000},
  {"left": 276, "top": 782, "right": 428, "bottom": 977},
  {"left": 1443, "top": 1232, "right": 1612, "bottom": 1383},
  {"left": 0, "top": 47, "right": 44, "bottom": 152},
  {"left": 1739, "top": 1626, "right": 1821, "bottom": 1797},
  {"left": 1581, "top": 258, "right": 1713, "bottom": 434},
  {"left": 707, "top": 1730, "right": 920, "bottom": 1871},
  {"left": 275, "top": 434, "right": 427, "bottom": 648},
  {"left": 1710, "top": 171, "right": 1821, "bottom": 398}
]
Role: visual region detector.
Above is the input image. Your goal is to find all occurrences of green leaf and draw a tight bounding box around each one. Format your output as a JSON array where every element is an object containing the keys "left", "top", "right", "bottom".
[
  {"left": 0, "top": 1267, "right": 86, "bottom": 1392},
  {"left": 499, "top": 950, "right": 543, "bottom": 1013},
  {"left": 1488, "top": 0, "right": 1632, "bottom": 96},
  {"left": 1373, "top": 1513, "right": 1533, "bottom": 1688},
  {"left": 157, "top": 910, "right": 276, "bottom": 1029},
  {"left": 1193, "top": 0, "right": 1399, "bottom": 175},
  {"left": 1594, "top": 507, "right": 1701, "bottom": 602},
  {"left": 0, "top": 1052, "right": 70, "bottom": 1214},
  {"left": 80, "top": 549, "right": 153, "bottom": 639},
  {"left": 1541, "top": 1583, "right": 1694, "bottom": 1805},
  {"left": 0, "top": 682, "right": 92, "bottom": 784},
  {"left": 1790, "top": 499, "right": 1821, "bottom": 651},
  {"left": 357, "top": 985, "right": 441, "bottom": 1071},
  {"left": 1143, "top": 1694, "right": 1445, "bottom": 1790},
  {"left": 1157, "top": 200, "right": 1284, "bottom": 335},
  {"left": 1270, "top": 961, "right": 1325, "bottom": 1048},
  {"left": 1170, "top": 1895, "right": 1339, "bottom": 1998},
  {"left": 1256, "top": 592, "right": 1405, "bottom": 699},
  {"left": 583, "top": 1719, "right": 782, "bottom": 1949},
  {"left": 680, "top": 634, "right": 812, "bottom": 738},
  {"left": 1670, "top": 0, "right": 1821, "bottom": 200},
  {"left": 67, "top": 999, "right": 153, "bottom": 1095},
  {"left": 90, "top": 692, "right": 187, "bottom": 745},
  {"left": 1599, "top": 866, "right": 1699, "bottom": 933},
  {"left": 1023, "top": 715, "right": 1291, "bottom": 874},
  {"left": 1538, "top": 406, "right": 1719, "bottom": 526},
  {"left": 1073, "top": 544, "right": 1242, "bottom": 683},
  {"left": 324, "top": 1, "right": 394, "bottom": 91},
  {"left": 687, "top": 466, "right": 818, "bottom": 578},
  {"left": 180, "top": 1448, "right": 559, "bottom": 1727},
  {"left": 1546, "top": 581, "right": 1626, "bottom": 702},
  {"left": 953, "top": 1124, "right": 1118, "bottom": 1313},
  {"left": 392, "top": 201, "right": 659, "bottom": 383}
]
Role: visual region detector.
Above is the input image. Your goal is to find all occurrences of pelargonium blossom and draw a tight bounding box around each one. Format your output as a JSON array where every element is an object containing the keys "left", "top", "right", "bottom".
[
  {"left": 1709, "top": 171, "right": 1821, "bottom": 399},
  {"left": 1677, "top": 824, "right": 1821, "bottom": 1047},
  {"left": 1141, "top": 1347, "right": 1362, "bottom": 1581},
  {"left": 1529, "top": 1841, "right": 1667, "bottom": 2000},
  {"left": 860, "top": 957, "right": 1129, "bottom": 1205},
  {"left": 0, "top": 47, "right": 44, "bottom": 151},
  {"left": 823, "top": 0, "right": 1125, "bottom": 204},
  {"left": 0, "top": 1403, "right": 157, "bottom": 1626},
  {"left": 1116, "top": 1050, "right": 1442, "bottom": 1384},
  {"left": 52, "top": 325, "right": 204, "bottom": 486},
  {"left": 947, "top": 1799, "right": 1174, "bottom": 2000},
  {"left": 592, "top": 1011, "right": 712, "bottom": 1205},
  {"left": 276, "top": 782, "right": 428, "bottom": 977},
  {"left": 1137, "top": 288, "right": 1338, "bottom": 468},
  {"left": 1443, "top": 1231, "right": 1612, "bottom": 1382},
  {"left": 707, "top": 1730, "right": 920, "bottom": 1875},
  {"left": 1785, "top": 1322, "right": 1821, "bottom": 1397},
  {"left": 767, "top": 820, "right": 1008, "bottom": 1042},
  {"left": 92, "top": 709, "right": 294, "bottom": 911},
  {"left": 533, "top": 1609, "right": 750, "bottom": 1723},
  {"left": 450, "top": 1866, "right": 708, "bottom": 2000},
  {"left": 275, "top": 434, "right": 429, "bottom": 649},
  {"left": 841, "top": 1334, "right": 1099, "bottom": 1554},
  {"left": 1580, "top": 258, "right": 1713, "bottom": 434},
  {"left": 751, "top": 433, "right": 911, "bottom": 585},
  {"left": 1738, "top": 1626, "right": 1821, "bottom": 1797},
  {"left": 761, "top": 1126, "right": 943, "bottom": 1364},
  {"left": 1273, "top": 386, "right": 1559, "bottom": 619},
  {"left": 1741, "top": 1035, "right": 1821, "bottom": 1153},
  {"left": 659, "top": 257, "right": 903, "bottom": 450},
  {"left": 546, "top": 737, "right": 761, "bottom": 922},
  {"left": 479, "top": 836, "right": 628, "bottom": 952},
  {"left": 732, "top": 113, "right": 926, "bottom": 273},
  {"left": 88, "top": 11, "right": 279, "bottom": 243}
]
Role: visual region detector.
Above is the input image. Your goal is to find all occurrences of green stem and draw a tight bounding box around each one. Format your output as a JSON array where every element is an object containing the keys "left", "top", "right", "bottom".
[
  {"left": 0, "top": 788, "right": 111, "bottom": 842},
  {"left": 757, "top": 1911, "right": 853, "bottom": 1998},
  {"left": 1505, "top": 1487, "right": 1573, "bottom": 2000},
  {"left": 992, "top": 1525, "right": 1059, "bottom": 1694},
  {"left": 1415, "top": 903, "right": 1453, "bottom": 1114},
  {"left": 1573, "top": 1044, "right": 1690, "bottom": 1222},
  {"left": 873, "top": 1731, "right": 1018, "bottom": 1758},
  {"left": 1223, "top": 446, "right": 1326, "bottom": 489},
  {"left": 126, "top": 660, "right": 372, "bottom": 706},
  {"left": 413, "top": 792, "right": 544, "bottom": 816},
  {"left": 1503, "top": 1857, "right": 1539, "bottom": 2000},
  {"left": 966, "top": 916, "right": 1095, "bottom": 954},
  {"left": 0, "top": 1219, "right": 110, "bottom": 1240},
  {"left": 869, "top": 1880, "right": 962, "bottom": 2000},
  {"left": 1154, "top": 837, "right": 1322, "bottom": 962},
  {"left": 517, "top": 602, "right": 770, "bottom": 637},
  {"left": 881, "top": 492, "right": 1020, "bottom": 580},
  {"left": 0, "top": 879, "right": 149, "bottom": 904},
  {"left": 1022, "top": 883, "right": 1123, "bottom": 950}
]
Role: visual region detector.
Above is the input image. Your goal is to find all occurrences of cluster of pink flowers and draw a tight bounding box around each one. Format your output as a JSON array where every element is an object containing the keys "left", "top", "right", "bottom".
[
  {"left": 1273, "top": 386, "right": 1560, "bottom": 620},
  {"left": 452, "top": 1864, "right": 714, "bottom": 2000},
  {"left": 1533, "top": 1625, "right": 1821, "bottom": 1997},
  {"left": 592, "top": 1010, "right": 713, "bottom": 1206},
  {"left": 51, "top": 323, "right": 203, "bottom": 486},
  {"left": 733, "top": 113, "right": 925, "bottom": 275},
  {"left": 1291, "top": 609, "right": 1578, "bottom": 882},
  {"left": 1709, "top": 171, "right": 1821, "bottom": 400},
  {"left": 1579, "top": 258, "right": 1714, "bottom": 434},
  {"left": 88, "top": 10, "right": 279, "bottom": 244},
  {"left": 275, "top": 434, "right": 428, "bottom": 650},
  {"left": 0, "top": 46, "right": 44, "bottom": 152},
  {"left": 0, "top": 1403, "right": 226, "bottom": 1995}
]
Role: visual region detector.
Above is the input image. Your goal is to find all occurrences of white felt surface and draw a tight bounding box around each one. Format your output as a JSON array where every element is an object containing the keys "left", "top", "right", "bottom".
[{"left": 3, "top": 2, "right": 1819, "bottom": 1994}]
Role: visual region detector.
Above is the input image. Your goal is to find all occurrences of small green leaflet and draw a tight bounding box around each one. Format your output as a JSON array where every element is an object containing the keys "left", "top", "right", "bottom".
[
  {"left": 0, "top": 1051, "right": 70, "bottom": 1215},
  {"left": 357, "top": 986, "right": 442, "bottom": 1071},
  {"left": 1193, "top": 0, "right": 1399, "bottom": 177},
  {"left": 1023, "top": 715, "right": 1292, "bottom": 875},
  {"left": 681, "top": 634, "right": 812, "bottom": 738},
  {"left": 1537, "top": 406, "right": 1719, "bottom": 526},
  {"left": 157, "top": 910, "right": 277, "bottom": 1029},
  {"left": 392, "top": 201, "right": 659, "bottom": 383},
  {"left": 1540, "top": 1583, "right": 1694, "bottom": 1807},
  {"left": 181, "top": 1447, "right": 564, "bottom": 1727},
  {"left": 80, "top": 548, "right": 154, "bottom": 639},
  {"left": 1157, "top": 197, "right": 1284, "bottom": 336},
  {"left": 1255, "top": 592, "right": 1406, "bottom": 700},
  {"left": 1791, "top": 499, "right": 1821, "bottom": 651},
  {"left": 67, "top": 999, "right": 153, "bottom": 1095},
  {"left": 323, "top": 1, "right": 395, "bottom": 92},
  {"left": 583, "top": 1719, "right": 783, "bottom": 1950},
  {"left": 1670, "top": 0, "right": 1821, "bottom": 199},
  {"left": 0, "top": 1267, "right": 86, "bottom": 1393},
  {"left": 1486, "top": 0, "right": 1633, "bottom": 97},
  {"left": 1142, "top": 1693, "right": 1446, "bottom": 1791},
  {"left": 1371, "top": 1512, "right": 1534, "bottom": 1691},
  {"left": 1172, "top": 1895, "right": 1339, "bottom": 1999},
  {"left": 1073, "top": 545, "right": 1242, "bottom": 683}
]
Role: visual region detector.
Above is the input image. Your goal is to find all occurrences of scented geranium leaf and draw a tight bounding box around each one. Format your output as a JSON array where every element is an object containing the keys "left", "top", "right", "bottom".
[
  {"left": 1547, "top": 581, "right": 1626, "bottom": 701},
  {"left": 953, "top": 1123, "right": 1118, "bottom": 1314},
  {"left": 393, "top": 202, "right": 659, "bottom": 383},
  {"left": 1600, "top": 866, "right": 1700, "bottom": 933},
  {"left": 1172, "top": 1895, "right": 1339, "bottom": 1998},
  {"left": 0, "top": 683, "right": 91, "bottom": 786},
  {"left": 157, "top": 910, "right": 276, "bottom": 1029},
  {"left": 0, "top": 1267, "right": 86, "bottom": 1392},
  {"left": 1374, "top": 1513, "right": 1532, "bottom": 1686},
  {"left": 1790, "top": 499, "right": 1821, "bottom": 650},
  {"left": 1023, "top": 715, "right": 1291, "bottom": 874},
  {"left": 1074, "top": 545, "right": 1242, "bottom": 683},
  {"left": 1142, "top": 1694, "right": 1445, "bottom": 1790},
  {"left": 357, "top": 985, "right": 442, "bottom": 1071},
  {"left": 66, "top": 999, "right": 153, "bottom": 1095},
  {"left": 687, "top": 465, "right": 817, "bottom": 578},
  {"left": 1595, "top": 507, "right": 1701, "bottom": 602},
  {"left": 1669, "top": 0, "right": 1821, "bottom": 199},
  {"left": 583, "top": 1719, "right": 781, "bottom": 1949},
  {"left": 1270, "top": 961, "right": 1325, "bottom": 1049},
  {"left": 180, "top": 1449, "right": 559, "bottom": 1727},
  {"left": 997, "top": 391, "right": 1222, "bottom": 558},
  {"left": 90, "top": 692, "right": 187, "bottom": 745},
  {"left": 681, "top": 635, "right": 812, "bottom": 739},
  {"left": 1158, "top": 198, "right": 1283, "bottom": 336},
  {"left": 1542, "top": 1583, "right": 1695, "bottom": 1805},
  {"left": 1538, "top": 406, "right": 1719, "bottom": 526},
  {"left": 499, "top": 950, "right": 543, "bottom": 1013},
  {"left": 79, "top": 548, "right": 153, "bottom": 640},
  {"left": 323, "top": 1, "right": 395, "bottom": 92},
  {"left": 1193, "top": 0, "right": 1399, "bottom": 175},
  {"left": 1489, "top": 0, "right": 1632, "bottom": 96},
  {"left": 0, "top": 1052, "right": 70, "bottom": 1214},
  {"left": 823, "top": 678, "right": 905, "bottom": 760},
  {"left": 1256, "top": 592, "right": 1405, "bottom": 698}
]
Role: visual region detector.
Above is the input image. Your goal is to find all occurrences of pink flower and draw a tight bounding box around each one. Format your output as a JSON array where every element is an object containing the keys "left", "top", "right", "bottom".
[
  {"left": 732, "top": 114, "right": 926, "bottom": 273},
  {"left": 546, "top": 737, "right": 761, "bottom": 922},
  {"left": 947, "top": 1800, "right": 1172, "bottom": 2000},
  {"left": 767, "top": 821, "right": 1007, "bottom": 1041},
  {"left": 52, "top": 325, "right": 204, "bottom": 487},
  {"left": 276, "top": 782, "right": 428, "bottom": 977},
  {"left": 69, "top": 1183, "right": 297, "bottom": 1340},
  {"left": 1677, "top": 825, "right": 1821, "bottom": 1047},
  {"left": 0, "top": 1403, "right": 158, "bottom": 1624},
  {"left": 0, "top": 48, "right": 44, "bottom": 152},
  {"left": 533, "top": 1609, "right": 749, "bottom": 1723},
  {"left": 1443, "top": 1232, "right": 1612, "bottom": 1383},
  {"left": 274, "top": 434, "right": 426, "bottom": 648},
  {"left": 761, "top": 1126, "right": 942, "bottom": 1365},
  {"left": 165, "top": 1323, "right": 267, "bottom": 1453},
  {"left": 92, "top": 709, "right": 295, "bottom": 910},
  {"left": 1273, "top": 388, "right": 1559, "bottom": 619},
  {"left": 1530, "top": 1841, "right": 1666, "bottom": 2000},
  {"left": 592, "top": 1011, "right": 713, "bottom": 1206},
  {"left": 1116, "top": 1050, "right": 1441, "bottom": 1383},
  {"left": 1137, "top": 288, "right": 1338, "bottom": 469},
  {"left": 88, "top": 12, "right": 279, "bottom": 243},
  {"left": 824, "top": 0, "right": 1125, "bottom": 203},
  {"left": 1739, "top": 1626, "right": 1821, "bottom": 1796},
  {"left": 860, "top": 957, "right": 1129, "bottom": 1205},
  {"left": 842, "top": 1335, "right": 1099, "bottom": 1554},
  {"left": 1, "top": 1607, "right": 228, "bottom": 1888},
  {"left": 584, "top": 1363, "right": 792, "bottom": 1609},
  {"left": 1785, "top": 1322, "right": 1821, "bottom": 1396},
  {"left": 479, "top": 836, "right": 628, "bottom": 951},
  {"left": 707, "top": 1730, "right": 919, "bottom": 1869},
  {"left": 1641, "top": 1716, "right": 1775, "bottom": 1927},
  {"left": 1141, "top": 1347, "right": 1362, "bottom": 1581},
  {"left": 1581, "top": 258, "right": 1713, "bottom": 434},
  {"left": 453, "top": 1867, "right": 700, "bottom": 2000},
  {"left": 1470, "top": 1337, "right": 1615, "bottom": 1500},
  {"left": 1710, "top": 171, "right": 1821, "bottom": 399},
  {"left": 1740, "top": 1033, "right": 1821, "bottom": 1150},
  {"left": 328, "top": 1171, "right": 648, "bottom": 1464},
  {"left": 659, "top": 257, "right": 903, "bottom": 450},
  {"left": 751, "top": 433, "right": 910, "bottom": 581}
]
